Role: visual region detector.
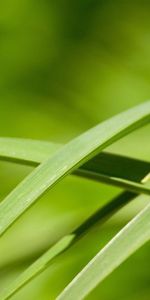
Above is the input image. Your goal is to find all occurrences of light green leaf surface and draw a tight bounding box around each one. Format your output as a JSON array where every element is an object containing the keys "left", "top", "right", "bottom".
[
  {"left": 57, "top": 193, "right": 150, "bottom": 300},
  {"left": 0, "top": 101, "right": 150, "bottom": 237},
  {"left": 0, "top": 138, "right": 149, "bottom": 194},
  {"left": 0, "top": 138, "right": 61, "bottom": 166},
  {"left": 0, "top": 191, "right": 136, "bottom": 300},
  {"left": 0, "top": 102, "right": 149, "bottom": 300}
]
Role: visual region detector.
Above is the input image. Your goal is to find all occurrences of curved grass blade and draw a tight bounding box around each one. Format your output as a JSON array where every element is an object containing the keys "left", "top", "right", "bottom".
[
  {"left": 0, "top": 191, "right": 137, "bottom": 300},
  {"left": 0, "top": 138, "right": 61, "bottom": 166},
  {"left": 57, "top": 194, "right": 150, "bottom": 300},
  {"left": 0, "top": 138, "right": 150, "bottom": 195},
  {"left": 0, "top": 101, "right": 149, "bottom": 236}
]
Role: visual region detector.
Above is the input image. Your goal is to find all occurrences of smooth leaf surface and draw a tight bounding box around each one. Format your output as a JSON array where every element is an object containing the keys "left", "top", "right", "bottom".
[
  {"left": 57, "top": 193, "right": 150, "bottom": 300},
  {"left": 0, "top": 138, "right": 149, "bottom": 194},
  {"left": 0, "top": 191, "right": 136, "bottom": 300},
  {"left": 0, "top": 101, "right": 149, "bottom": 236}
]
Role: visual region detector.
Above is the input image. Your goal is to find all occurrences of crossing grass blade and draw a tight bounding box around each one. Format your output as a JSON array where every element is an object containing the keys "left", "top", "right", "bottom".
[
  {"left": 0, "top": 101, "right": 149, "bottom": 237},
  {"left": 57, "top": 192, "right": 150, "bottom": 300},
  {"left": 0, "top": 138, "right": 150, "bottom": 194},
  {"left": 0, "top": 191, "right": 137, "bottom": 300},
  {"left": 0, "top": 138, "right": 61, "bottom": 166}
]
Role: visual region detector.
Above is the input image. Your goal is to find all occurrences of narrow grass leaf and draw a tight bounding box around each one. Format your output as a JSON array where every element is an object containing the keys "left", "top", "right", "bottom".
[
  {"left": 0, "top": 191, "right": 137, "bottom": 300},
  {"left": 0, "top": 138, "right": 149, "bottom": 194},
  {"left": 57, "top": 193, "right": 150, "bottom": 300},
  {"left": 0, "top": 101, "right": 149, "bottom": 236}
]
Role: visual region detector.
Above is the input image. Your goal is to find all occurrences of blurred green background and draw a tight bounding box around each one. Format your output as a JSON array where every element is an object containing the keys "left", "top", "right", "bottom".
[{"left": 0, "top": 0, "right": 150, "bottom": 299}]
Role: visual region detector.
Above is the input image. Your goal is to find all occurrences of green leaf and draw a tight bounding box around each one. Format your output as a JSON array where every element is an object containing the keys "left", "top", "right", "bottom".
[
  {"left": 0, "top": 138, "right": 149, "bottom": 194},
  {"left": 0, "top": 101, "right": 149, "bottom": 236},
  {"left": 0, "top": 191, "right": 136, "bottom": 300},
  {"left": 57, "top": 192, "right": 150, "bottom": 300},
  {"left": 0, "top": 138, "right": 61, "bottom": 166}
]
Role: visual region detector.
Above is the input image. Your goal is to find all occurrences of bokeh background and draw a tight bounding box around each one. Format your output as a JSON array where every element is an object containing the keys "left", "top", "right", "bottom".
[{"left": 0, "top": 0, "right": 150, "bottom": 299}]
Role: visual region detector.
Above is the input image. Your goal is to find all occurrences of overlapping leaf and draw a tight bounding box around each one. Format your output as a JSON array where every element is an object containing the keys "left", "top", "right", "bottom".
[
  {"left": 0, "top": 191, "right": 136, "bottom": 300},
  {"left": 0, "top": 138, "right": 149, "bottom": 194},
  {"left": 0, "top": 101, "right": 150, "bottom": 236},
  {"left": 57, "top": 191, "right": 150, "bottom": 300},
  {"left": 0, "top": 102, "right": 150, "bottom": 300}
]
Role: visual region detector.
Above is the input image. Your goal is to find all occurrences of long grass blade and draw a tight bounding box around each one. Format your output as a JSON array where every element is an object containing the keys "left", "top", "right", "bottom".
[
  {"left": 0, "top": 101, "right": 149, "bottom": 236},
  {"left": 0, "top": 138, "right": 60, "bottom": 166},
  {"left": 0, "top": 138, "right": 149, "bottom": 194},
  {"left": 57, "top": 193, "right": 150, "bottom": 300},
  {"left": 0, "top": 191, "right": 136, "bottom": 300}
]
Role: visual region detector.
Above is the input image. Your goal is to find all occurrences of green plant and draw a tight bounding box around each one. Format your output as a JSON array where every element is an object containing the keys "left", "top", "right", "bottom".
[{"left": 0, "top": 101, "right": 150, "bottom": 300}]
